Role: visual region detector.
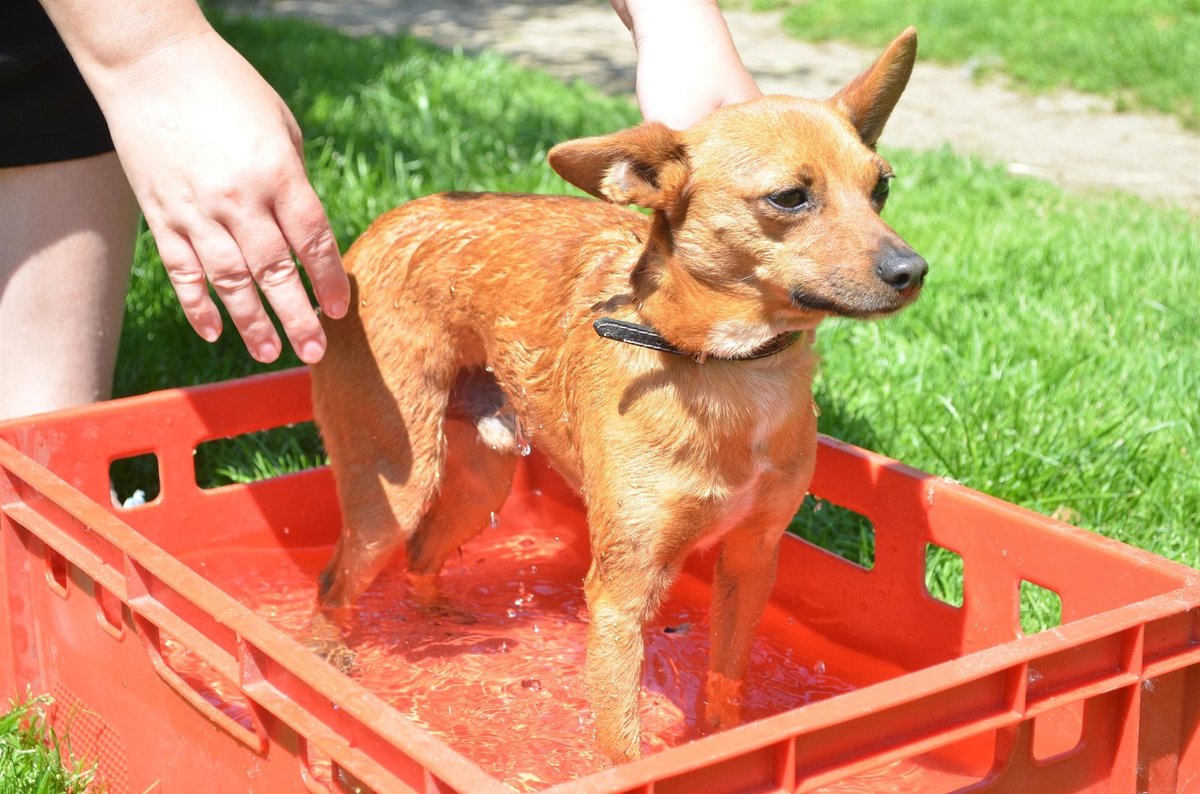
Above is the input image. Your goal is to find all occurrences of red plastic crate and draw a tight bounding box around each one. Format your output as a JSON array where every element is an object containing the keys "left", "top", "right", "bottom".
[{"left": 0, "top": 368, "right": 1197, "bottom": 793}]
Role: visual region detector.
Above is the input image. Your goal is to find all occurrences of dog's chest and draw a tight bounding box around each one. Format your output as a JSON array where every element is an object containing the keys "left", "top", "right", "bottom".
[{"left": 691, "top": 375, "right": 814, "bottom": 549}]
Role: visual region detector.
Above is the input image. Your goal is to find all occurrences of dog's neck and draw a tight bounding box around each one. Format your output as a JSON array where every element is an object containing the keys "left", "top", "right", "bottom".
[{"left": 627, "top": 216, "right": 800, "bottom": 360}]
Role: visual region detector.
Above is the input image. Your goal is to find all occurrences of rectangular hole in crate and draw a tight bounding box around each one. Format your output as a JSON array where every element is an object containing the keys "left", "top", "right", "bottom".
[
  {"left": 45, "top": 546, "right": 69, "bottom": 595},
  {"left": 159, "top": 630, "right": 253, "bottom": 730},
  {"left": 109, "top": 452, "right": 160, "bottom": 509},
  {"left": 812, "top": 729, "right": 999, "bottom": 792},
  {"left": 789, "top": 495, "right": 875, "bottom": 570},
  {"left": 194, "top": 422, "right": 325, "bottom": 490},
  {"left": 1030, "top": 700, "right": 1085, "bottom": 762},
  {"left": 1019, "top": 580, "right": 1063, "bottom": 635},
  {"left": 300, "top": 740, "right": 371, "bottom": 794},
  {"left": 94, "top": 581, "right": 126, "bottom": 636},
  {"left": 925, "top": 543, "right": 964, "bottom": 608}
]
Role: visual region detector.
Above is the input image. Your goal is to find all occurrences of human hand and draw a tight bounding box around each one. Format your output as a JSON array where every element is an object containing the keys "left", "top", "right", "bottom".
[
  {"left": 611, "top": 0, "right": 761, "bottom": 129},
  {"left": 89, "top": 29, "right": 349, "bottom": 364}
]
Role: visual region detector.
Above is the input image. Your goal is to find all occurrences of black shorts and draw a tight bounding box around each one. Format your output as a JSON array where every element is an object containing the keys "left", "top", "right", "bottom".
[{"left": 0, "top": 1, "right": 115, "bottom": 168}]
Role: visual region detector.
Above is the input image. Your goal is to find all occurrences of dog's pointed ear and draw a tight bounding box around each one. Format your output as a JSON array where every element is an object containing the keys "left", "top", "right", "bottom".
[
  {"left": 831, "top": 27, "right": 917, "bottom": 148},
  {"left": 548, "top": 122, "right": 688, "bottom": 210}
]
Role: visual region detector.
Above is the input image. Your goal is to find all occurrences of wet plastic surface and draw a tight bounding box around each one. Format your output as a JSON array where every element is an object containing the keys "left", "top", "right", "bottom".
[{"left": 1, "top": 368, "right": 1197, "bottom": 793}]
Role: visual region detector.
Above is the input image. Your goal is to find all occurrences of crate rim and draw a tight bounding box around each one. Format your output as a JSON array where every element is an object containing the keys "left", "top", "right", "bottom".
[{"left": 2, "top": 369, "right": 1198, "bottom": 793}]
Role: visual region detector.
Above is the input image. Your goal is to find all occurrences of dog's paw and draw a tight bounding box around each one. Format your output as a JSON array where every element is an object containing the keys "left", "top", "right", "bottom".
[
  {"left": 418, "top": 598, "right": 480, "bottom": 625},
  {"left": 405, "top": 572, "right": 478, "bottom": 624},
  {"left": 701, "top": 671, "right": 745, "bottom": 734},
  {"left": 303, "top": 609, "right": 357, "bottom": 673},
  {"left": 318, "top": 641, "right": 357, "bottom": 674},
  {"left": 303, "top": 633, "right": 357, "bottom": 674}
]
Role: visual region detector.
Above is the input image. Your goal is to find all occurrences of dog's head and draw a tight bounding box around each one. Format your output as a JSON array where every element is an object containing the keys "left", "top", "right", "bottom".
[{"left": 549, "top": 28, "right": 926, "bottom": 336}]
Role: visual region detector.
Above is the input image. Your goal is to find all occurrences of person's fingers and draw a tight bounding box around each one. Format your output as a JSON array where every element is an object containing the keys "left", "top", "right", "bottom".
[
  {"left": 152, "top": 223, "right": 223, "bottom": 343},
  {"left": 189, "top": 219, "right": 283, "bottom": 363},
  {"left": 227, "top": 208, "right": 328, "bottom": 364},
  {"left": 274, "top": 180, "right": 349, "bottom": 319}
]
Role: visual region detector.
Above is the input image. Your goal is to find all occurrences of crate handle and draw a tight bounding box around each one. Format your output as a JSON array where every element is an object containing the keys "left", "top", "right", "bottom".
[{"left": 130, "top": 605, "right": 269, "bottom": 754}]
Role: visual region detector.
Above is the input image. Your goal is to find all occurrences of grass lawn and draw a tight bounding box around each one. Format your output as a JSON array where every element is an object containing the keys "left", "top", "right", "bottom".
[
  {"left": 0, "top": 695, "right": 94, "bottom": 794},
  {"left": 112, "top": 13, "right": 1198, "bottom": 580},
  {"left": 758, "top": 0, "right": 1200, "bottom": 128}
]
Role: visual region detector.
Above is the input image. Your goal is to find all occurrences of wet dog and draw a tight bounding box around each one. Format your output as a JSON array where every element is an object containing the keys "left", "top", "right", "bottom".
[{"left": 310, "top": 28, "right": 925, "bottom": 762}]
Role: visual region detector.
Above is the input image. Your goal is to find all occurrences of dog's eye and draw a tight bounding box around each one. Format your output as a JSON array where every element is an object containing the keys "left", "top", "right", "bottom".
[
  {"left": 766, "top": 188, "right": 810, "bottom": 211},
  {"left": 872, "top": 177, "right": 891, "bottom": 203}
]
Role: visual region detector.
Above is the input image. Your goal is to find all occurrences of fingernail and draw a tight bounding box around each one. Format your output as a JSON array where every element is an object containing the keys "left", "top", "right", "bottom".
[
  {"left": 257, "top": 342, "right": 280, "bottom": 363},
  {"left": 199, "top": 325, "right": 220, "bottom": 343},
  {"left": 300, "top": 340, "right": 325, "bottom": 363},
  {"left": 326, "top": 300, "right": 347, "bottom": 319}
]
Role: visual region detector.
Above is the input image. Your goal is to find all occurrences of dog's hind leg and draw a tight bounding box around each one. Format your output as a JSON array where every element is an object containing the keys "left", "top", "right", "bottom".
[
  {"left": 310, "top": 288, "right": 461, "bottom": 614},
  {"left": 404, "top": 368, "right": 520, "bottom": 603},
  {"left": 404, "top": 417, "right": 517, "bottom": 605},
  {"left": 306, "top": 357, "right": 454, "bottom": 668},
  {"left": 315, "top": 392, "right": 453, "bottom": 611}
]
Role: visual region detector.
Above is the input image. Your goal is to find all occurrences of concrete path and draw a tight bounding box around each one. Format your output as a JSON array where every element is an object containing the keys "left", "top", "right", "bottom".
[{"left": 244, "top": 0, "right": 1200, "bottom": 211}]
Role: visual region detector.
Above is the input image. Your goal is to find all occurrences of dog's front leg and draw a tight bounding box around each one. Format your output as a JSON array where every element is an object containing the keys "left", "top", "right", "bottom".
[
  {"left": 703, "top": 522, "right": 786, "bottom": 733},
  {"left": 583, "top": 536, "right": 680, "bottom": 763}
]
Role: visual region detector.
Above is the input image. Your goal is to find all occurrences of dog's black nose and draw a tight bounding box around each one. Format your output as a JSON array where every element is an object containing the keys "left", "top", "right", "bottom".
[{"left": 876, "top": 247, "right": 928, "bottom": 293}]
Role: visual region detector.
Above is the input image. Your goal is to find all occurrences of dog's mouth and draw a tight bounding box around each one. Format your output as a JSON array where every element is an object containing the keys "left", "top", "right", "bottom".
[{"left": 788, "top": 286, "right": 920, "bottom": 320}]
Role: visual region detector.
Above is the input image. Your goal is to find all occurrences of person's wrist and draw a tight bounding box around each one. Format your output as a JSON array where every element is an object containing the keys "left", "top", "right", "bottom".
[
  {"left": 622, "top": 0, "right": 725, "bottom": 49},
  {"left": 621, "top": 0, "right": 722, "bottom": 26}
]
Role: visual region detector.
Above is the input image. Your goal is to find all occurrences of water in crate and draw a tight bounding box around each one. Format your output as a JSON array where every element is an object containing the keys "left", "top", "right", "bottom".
[{"left": 172, "top": 488, "right": 859, "bottom": 790}]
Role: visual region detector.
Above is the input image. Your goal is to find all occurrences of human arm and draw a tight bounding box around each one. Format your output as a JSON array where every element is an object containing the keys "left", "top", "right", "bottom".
[
  {"left": 37, "top": 0, "right": 350, "bottom": 364},
  {"left": 610, "top": 0, "right": 761, "bottom": 129}
]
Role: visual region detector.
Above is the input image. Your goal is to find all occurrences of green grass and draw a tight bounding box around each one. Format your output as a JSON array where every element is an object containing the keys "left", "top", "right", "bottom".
[
  {"left": 0, "top": 695, "right": 95, "bottom": 794},
  {"left": 113, "top": 14, "right": 1198, "bottom": 625},
  {"left": 764, "top": 0, "right": 1200, "bottom": 128}
]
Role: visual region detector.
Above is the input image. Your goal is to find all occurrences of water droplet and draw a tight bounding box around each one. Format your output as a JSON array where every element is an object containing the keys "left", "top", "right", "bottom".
[
  {"left": 518, "top": 441, "right": 532, "bottom": 457},
  {"left": 532, "top": 625, "right": 540, "bottom": 634},
  {"left": 392, "top": 299, "right": 400, "bottom": 309},
  {"left": 282, "top": 526, "right": 290, "bottom": 535},
  {"left": 529, "top": 565, "right": 538, "bottom": 575},
  {"left": 490, "top": 511, "right": 500, "bottom": 528},
  {"left": 484, "top": 364, "right": 494, "bottom": 373},
  {"left": 532, "top": 488, "right": 543, "bottom": 497},
  {"left": 814, "top": 660, "right": 826, "bottom": 676},
  {"left": 506, "top": 608, "right": 517, "bottom": 618}
]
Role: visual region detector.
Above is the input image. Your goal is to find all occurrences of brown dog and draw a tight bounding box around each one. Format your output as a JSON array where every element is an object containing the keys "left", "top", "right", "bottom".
[{"left": 310, "top": 28, "right": 925, "bottom": 762}]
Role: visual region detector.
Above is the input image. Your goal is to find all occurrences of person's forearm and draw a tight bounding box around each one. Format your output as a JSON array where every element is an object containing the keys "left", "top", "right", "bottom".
[
  {"left": 36, "top": 0, "right": 350, "bottom": 363},
  {"left": 38, "top": 0, "right": 212, "bottom": 81},
  {"left": 611, "top": 0, "right": 760, "bottom": 128},
  {"left": 612, "top": 0, "right": 733, "bottom": 48}
]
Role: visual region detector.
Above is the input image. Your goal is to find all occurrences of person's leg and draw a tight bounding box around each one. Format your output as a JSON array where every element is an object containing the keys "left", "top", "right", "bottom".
[{"left": 0, "top": 151, "right": 140, "bottom": 420}]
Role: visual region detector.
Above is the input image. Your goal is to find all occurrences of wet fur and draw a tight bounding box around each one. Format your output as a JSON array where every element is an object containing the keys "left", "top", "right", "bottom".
[{"left": 310, "top": 29, "right": 924, "bottom": 762}]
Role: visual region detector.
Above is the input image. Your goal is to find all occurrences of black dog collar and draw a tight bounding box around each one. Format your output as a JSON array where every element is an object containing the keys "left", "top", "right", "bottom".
[{"left": 593, "top": 317, "right": 802, "bottom": 363}]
